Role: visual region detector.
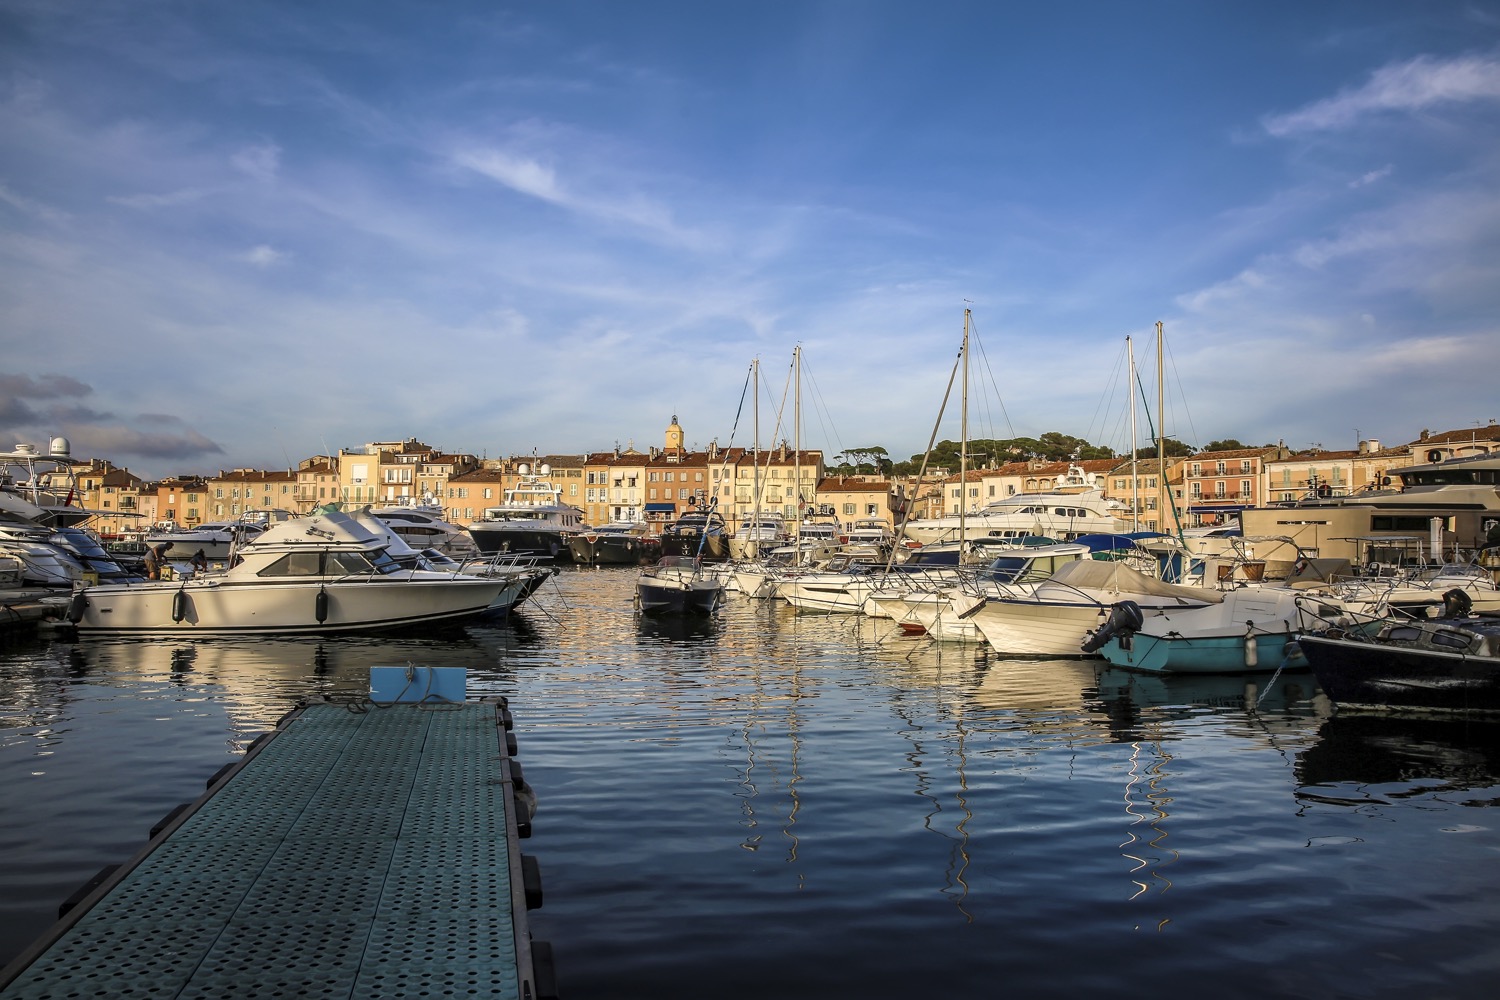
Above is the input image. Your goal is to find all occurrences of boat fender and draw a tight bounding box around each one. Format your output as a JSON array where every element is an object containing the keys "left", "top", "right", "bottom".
[
  {"left": 315, "top": 586, "right": 329, "bottom": 624},
  {"left": 1442, "top": 589, "right": 1473, "bottom": 619},
  {"left": 66, "top": 590, "right": 88, "bottom": 624},
  {"left": 1244, "top": 629, "right": 1259, "bottom": 668},
  {"left": 1081, "top": 600, "right": 1144, "bottom": 654},
  {"left": 171, "top": 589, "right": 189, "bottom": 623}
]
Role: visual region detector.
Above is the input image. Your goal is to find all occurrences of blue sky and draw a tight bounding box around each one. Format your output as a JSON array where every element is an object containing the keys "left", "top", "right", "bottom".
[{"left": 3, "top": 0, "right": 1499, "bottom": 479}]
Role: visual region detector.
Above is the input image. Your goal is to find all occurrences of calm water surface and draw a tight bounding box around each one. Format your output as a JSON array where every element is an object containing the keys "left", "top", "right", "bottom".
[{"left": 3, "top": 568, "right": 1499, "bottom": 998}]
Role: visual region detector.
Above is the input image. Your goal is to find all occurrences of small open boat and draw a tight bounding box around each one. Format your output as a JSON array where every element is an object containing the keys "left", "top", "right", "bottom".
[{"left": 635, "top": 557, "right": 724, "bottom": 616}]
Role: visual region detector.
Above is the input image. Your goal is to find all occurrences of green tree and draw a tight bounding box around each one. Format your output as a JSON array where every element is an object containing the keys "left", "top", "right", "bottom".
[
  {"left": 1204, "top": 438, "right": 1246, "bottom": 452},
  {"left": 1137, "top": 437, "right": 1194, "bottom": 459}
]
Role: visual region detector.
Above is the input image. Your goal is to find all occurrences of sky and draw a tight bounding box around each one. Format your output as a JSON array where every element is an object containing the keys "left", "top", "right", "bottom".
[{"left": 3, "top": 1, "right": 1500, "bottom": 480}]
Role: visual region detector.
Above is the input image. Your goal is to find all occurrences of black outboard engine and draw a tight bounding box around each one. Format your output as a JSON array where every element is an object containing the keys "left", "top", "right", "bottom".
[
  {"left": 1081, "top": 600, "right": 1144, "bottom": 653},
  {"left": 1442, "top": 588, "right": 1474, "bottom": 619}
]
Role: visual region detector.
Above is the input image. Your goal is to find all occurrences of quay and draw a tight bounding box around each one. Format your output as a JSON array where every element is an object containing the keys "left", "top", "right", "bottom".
[
  {"left": 0, "top": 591, "right": 65, "bottom": 638},
  {"left": 0, "top": 677, "right": 557, "bottom": 999}
]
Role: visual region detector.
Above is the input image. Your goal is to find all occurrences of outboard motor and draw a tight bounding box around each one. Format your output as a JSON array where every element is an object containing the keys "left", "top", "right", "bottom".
[
  {"left": 1442, "top": 588, "right": 1474, "bottom": 620},
  {"left": 1081, "top": 600, "right": 1144, "bottom": 653}
]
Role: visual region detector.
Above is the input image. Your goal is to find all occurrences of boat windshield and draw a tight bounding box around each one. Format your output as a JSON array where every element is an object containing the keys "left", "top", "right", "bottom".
[{"left": 256, "top": 550, "right": 393, "bottom": 577}]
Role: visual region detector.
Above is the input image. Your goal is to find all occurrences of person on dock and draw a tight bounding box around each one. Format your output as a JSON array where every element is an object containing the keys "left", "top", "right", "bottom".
[{"left": 144, "top": 541, "right": 173, "bottom": 580}]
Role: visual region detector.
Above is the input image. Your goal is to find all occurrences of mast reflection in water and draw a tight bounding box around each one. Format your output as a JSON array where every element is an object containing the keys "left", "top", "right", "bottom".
[{"left": 2, "top": 568, "right": 1499, "bottom": 999}]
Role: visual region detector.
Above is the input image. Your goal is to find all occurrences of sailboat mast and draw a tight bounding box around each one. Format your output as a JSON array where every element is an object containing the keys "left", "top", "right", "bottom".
[
  {"left": 1156, "top": 321, "right": 1166, "bottom": 530},
  {"left": 1128, "top": 335, "right": 1139, "bottom": 532},
  {"left": 960, "top": 308, "right": 970, "bottom": 549},
  {"left": 794, "top": 345, "right": 802, "bottom": 543},
  {"left": 752, "top": 358, "right": 761, "bottom": 550}
]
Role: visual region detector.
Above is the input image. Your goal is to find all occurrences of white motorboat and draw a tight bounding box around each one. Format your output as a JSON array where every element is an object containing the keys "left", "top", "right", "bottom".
[
  {"left": 0, "top": 529, "right": 86, "bottom": 587},
  {"left": 369, "top": 502, "right": 480, "bottom": 561},
  {"left": 967, "top": 559, "right": 1222, "bottom": 656},
  {"left": 728, "top": 514, "right": 788, "bottom": 560},
  {"left": 636, "top": 557, "right": 725, "bottom": 615},
  {"left": 465, "top": 464, "right": 588, "bottom": 561},
  {"left": 64, "top": 509, "right": 512, "bottom": 635},
  {"left": 902, "top": 465, "right": 1133, "bottom": 546},
  {"left": 873, "top": 541, "right": 1093, "bottom": 640},
  {"left": 350, "top": 511, "right": 546, "bottom": 619},
  {"left": 841, "top": 518, "right": 894, "bottom": 553},
  {"left": 778, "top": 551, "right": 886, "bottom": 613}
]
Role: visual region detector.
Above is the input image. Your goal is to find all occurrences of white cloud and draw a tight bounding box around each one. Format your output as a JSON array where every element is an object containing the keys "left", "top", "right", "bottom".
[
  {"left": 1348, "top": 165, "right": 1393, "bottom": 189},
  {"left": 108, "top": 188, "right": 208, "bottom": 209},
  {"left": 453, "top": 149, "right": 565, "bottom": 203},
  {"left": 451, "top": 145, "right": 709, "bottom": 249},
  {"left": 231, "top": 142, "right": 281, "bottom": 182},
  {"left": 241, "top": 245, "right": 285, "bottom": 267},
  {"left": 1264, "top": 53, "right": 1500, "bottom": 136},
  {"left": 0, "top": 180, "right": 70, "bottom": 224}
]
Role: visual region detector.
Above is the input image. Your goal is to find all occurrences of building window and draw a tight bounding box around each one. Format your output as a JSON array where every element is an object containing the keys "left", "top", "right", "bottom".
[{"left": 1239, "top": 479, "right": 1251, "bottom": 497}]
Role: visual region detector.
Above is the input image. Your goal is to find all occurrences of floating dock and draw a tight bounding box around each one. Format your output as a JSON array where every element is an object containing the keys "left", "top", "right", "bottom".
[{"left": 0, "top": 685, "right": 556, "bottom": 999}]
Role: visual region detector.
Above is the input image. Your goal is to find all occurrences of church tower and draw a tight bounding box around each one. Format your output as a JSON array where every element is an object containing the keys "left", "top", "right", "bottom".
[{"left": 665, "top": 414, "right": 685, "bottom": 453}]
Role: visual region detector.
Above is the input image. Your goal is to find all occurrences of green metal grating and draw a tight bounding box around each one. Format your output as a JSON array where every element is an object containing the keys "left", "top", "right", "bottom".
[{"left": 0, "top": 700, "right": 541, "bottom": 1000}]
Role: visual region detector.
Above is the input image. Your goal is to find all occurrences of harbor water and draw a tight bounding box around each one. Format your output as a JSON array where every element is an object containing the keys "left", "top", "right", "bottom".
[{"left": 3, "top": 567, "right": 1498, "bottom": 998}]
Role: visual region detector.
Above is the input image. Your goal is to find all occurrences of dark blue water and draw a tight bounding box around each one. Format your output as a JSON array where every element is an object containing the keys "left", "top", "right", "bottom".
[{"left": 3, "top": 568, "right": 1499, "bottom": 998}]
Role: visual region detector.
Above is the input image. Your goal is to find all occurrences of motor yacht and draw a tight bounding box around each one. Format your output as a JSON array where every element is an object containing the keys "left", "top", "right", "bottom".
[
  {"left": 64, "top": 509, "right": 511, "bottom": 635},
  {"left": 465, "top": 465, "right": 588, "bottom": 561}
]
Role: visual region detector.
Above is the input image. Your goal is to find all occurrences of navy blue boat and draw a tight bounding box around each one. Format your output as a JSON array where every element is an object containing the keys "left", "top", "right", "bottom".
[{"left": 1298, "top": 603, "right": 1500, "bottom": 715}]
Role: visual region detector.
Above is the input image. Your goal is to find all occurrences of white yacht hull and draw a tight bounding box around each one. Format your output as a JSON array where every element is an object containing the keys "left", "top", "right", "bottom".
[{"left": 67, "top": 574, "right": 510, "bottom": 635}]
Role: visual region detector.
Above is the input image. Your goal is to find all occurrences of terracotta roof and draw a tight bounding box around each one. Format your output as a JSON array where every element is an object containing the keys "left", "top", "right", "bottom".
[{"left": 1413, "top": 426, "right": 1500, "bottom": 445}]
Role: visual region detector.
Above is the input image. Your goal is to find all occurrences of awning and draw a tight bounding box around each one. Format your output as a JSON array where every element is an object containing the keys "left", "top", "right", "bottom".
[{"left": 644, "top": 503, "right": 675, "bottom": 512}]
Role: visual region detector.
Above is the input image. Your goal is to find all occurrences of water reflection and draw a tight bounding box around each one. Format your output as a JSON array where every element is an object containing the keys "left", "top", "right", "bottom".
[
  {"left": 636, "top": 614, "right": 720, "bottom": 646},
  {"left": 7, "top": 568, "right": 1500, "bottom": 999},
  {"left": 1089, "top": 665, "right": 1322, "bottom": 741},
  {"left": 1296, "top": 714, "right": 1500, "bottom": 807}
]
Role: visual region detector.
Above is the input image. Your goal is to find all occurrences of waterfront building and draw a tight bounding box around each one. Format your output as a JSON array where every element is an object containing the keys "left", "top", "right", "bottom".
[
  {"left": 204, "top": 468, "right": 298, "bottom": 521},
  {"left": 295, "top": 456, "right": 340, "bottom": 513},
  {"left": 336, "top": 439, "right": 481, "bottom": 509},
  {"left": 152, "top": 476, "right": 209, "bottom": 528},
  {"left": 1182, "top": 446, "right": 1290, "bottom": 526},
  {"left": 79, "top": 466, "right": 148, "bottom": 538},
  {"left": 814, "top": 476, "right": 897, "bottom": 526},
  {"left": 1104, "top": 456, "right": 1189, "bottom": 534}
]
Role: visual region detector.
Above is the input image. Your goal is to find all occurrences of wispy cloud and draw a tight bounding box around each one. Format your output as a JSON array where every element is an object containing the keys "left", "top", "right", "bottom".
[
  {"left": 451, "top": 146, "right": 708, "bottom": 248},
  {"left": 0, "top": 180, "right": 70, "bottom": 224},
  {"left": 231, "top": 141, "right": 281, "bottom": 182},
  {"left": 108, "top": 188, "right": 209, "bottom": 209},
  {"left": 1263, "top": 53, "right": 1500, "bottom": 136},
  {"left": 1348, "top": 165, "right": 1393, "bottom": 189},
  {"left": 240, "top": 245, "right": 286, "bottom": 267}
]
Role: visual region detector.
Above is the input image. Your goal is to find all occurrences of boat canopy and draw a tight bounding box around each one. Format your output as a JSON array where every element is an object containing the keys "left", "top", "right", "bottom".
[{"left": 1043, "top": 558, "right": 1225, "bottom": 604}]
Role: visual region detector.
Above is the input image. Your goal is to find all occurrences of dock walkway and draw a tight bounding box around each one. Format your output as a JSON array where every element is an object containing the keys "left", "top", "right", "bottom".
[{"left": 0, "top": 697, "right": 554, "bottom": 999}]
